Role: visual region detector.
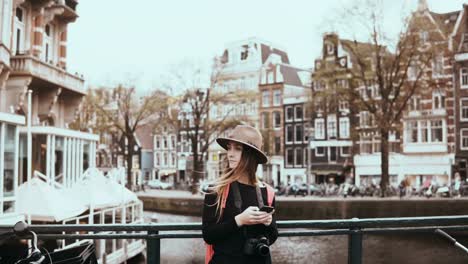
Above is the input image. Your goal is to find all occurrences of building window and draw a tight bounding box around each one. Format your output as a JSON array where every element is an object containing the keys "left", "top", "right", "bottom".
[
  {"left": 295, "top": 148, "right": 303, "bottom": 166},
  {"left": 314, "top": 81, "right": 325, "bottom": 91},
  {"left": 262, "top": 90, "right": 270, "bottom": 107},
  {"left": 304, "top": 122, "right": 310, "bottom": 142},
  {"left": 315, "top": 98, "right": 324, "bottom": 113},
  {"left": 171, "top": 135, "right": 176, "bottom": 149},
  {"left": 372, "top": 136, "right": 381, "bottom": 153},
  {"left": 338, "top": 100, "right": 349, "bottom": 112},
  {"left": 295, "top": 106, "right": 303, "bottom": 120},
  {"left": 360, "top": 111, "right": 369, "bottom": 127},
  {"left": 341, "top": 146, "right": 350, "bottom": 156},
  {"left": 433, "top": 92, "right": 445, "bottom": 109},
  {"left": 273, "top": 111, "right": 281, "bottom": 128},
  {"left": 286, "top": 148, "right": 294, "bottom": 166},
  {"left": 286, "top": 125, "right": 293, "bottom": 143},
  {"left": 408, "top": 96, "right": 421, "bottom": 111},
  {"left": 314, "top": 119, "right": 325, "bottom": 139},
  {"left": 420, "top": 121, "right": 428, "bottom": 143},
  {"left": 13, "top": 7, "right": 25, "bottom": 55},
  {"left": 163, "top": 138, "right": 167, "bottom": 149},
  {"left": 461, "top": 68, "right": 468, "bottom": 88},
  {"left": 431, "top": 120, "right": 443, "bottom": 142},
  {"left": 461, "top": 98, "right": 468, "bottom": 121},
  {"left": 155, "top": 136, "right": 160, "bottom": 149},
  {"left": 360, "top": 135, "right": 372, "bottom": 154},
  {"left": 420, "top": 31, "right": 429, "bottom": 44},
  {"left": 274, "top": 136, "right": 281, "bottom": 155},
  {"left": 155, "top": 153, "right": 160, "bottom": 166},
  {"left": 295, "top": 124, "right": 303, "bottom": 142},
  {"left": 407, "top": 121, "right": 418, "bottom": 143},
  {"left": 304, "top": 148, "right": 309, "bottom": 166},
  {"left": 327, "top": 115, "right": 337, "bottom": 138},
  {"left": 267, "top": 71, "right": 274, "bottom": 84},
  {"left": 337, "top": 79, "right": 348, "bottom": 88},
  {"left": 286, "top": 107, "right": 294, "bottom": 121},
  {"left": 432, "top": 54, "right": 444, "bottom": 77},
  {"left": 408, "top": 63, "right": 419, "bottom": 81},
  {"left": 43, "top": 24, "right": 53, "bottom": 63},
  {"left": 273, "top": 90, "right": 281, "bottom": 106},
  {"left": 315, "top": 147, "right": 325, "bottom": 157},
  {"left": 461, "top": 129, "right": 468, "bottom": 150},
  {"left": 339, "top": 118, "right": 350, "bottom": 138},
  {"left": 261, "top": 112, "right": 269, "bottom": 129},
  {"left": 163, "top": 153, "right": 167, "bottom": 166}
]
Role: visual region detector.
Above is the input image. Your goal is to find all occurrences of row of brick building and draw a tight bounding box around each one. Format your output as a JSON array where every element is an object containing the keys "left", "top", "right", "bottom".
[{"left": 144, "top": 1, "right": 468, "bottom": 189}]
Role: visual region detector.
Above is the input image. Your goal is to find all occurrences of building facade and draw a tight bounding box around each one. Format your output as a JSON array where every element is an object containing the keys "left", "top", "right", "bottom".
[
  {"left": 0, "top": 1, "right": 144, "bottom": 262},
  {"left": 259, "top": 53, "right": 311, "bottom": 186},
  {"left": 206, "top": 37, "right": 291, "bottom": 181},
  {"left": 310, "top": 33, "right": 356, "bottom": 185},
  {"left": 453, "top": 4, "right": 468, "bottom": 180}
]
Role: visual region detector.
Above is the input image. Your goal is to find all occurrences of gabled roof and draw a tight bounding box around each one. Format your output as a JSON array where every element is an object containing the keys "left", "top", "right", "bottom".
[
  {"left": 261, "top": 44, "right": 290, "bottom": 64},
  {"left": 429, "top": 11, "right": 461, "bottom": 37},
  {"left": 279, "top": 64, "right": 310, "bottom": 88},
  {"left": 135, "top": 124, "right": 153, "bottom": 150}
]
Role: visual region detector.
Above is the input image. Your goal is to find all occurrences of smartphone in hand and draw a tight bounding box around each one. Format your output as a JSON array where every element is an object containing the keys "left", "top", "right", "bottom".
[{"left": 259, "top": 206, "right": 274, "bottom": 213}]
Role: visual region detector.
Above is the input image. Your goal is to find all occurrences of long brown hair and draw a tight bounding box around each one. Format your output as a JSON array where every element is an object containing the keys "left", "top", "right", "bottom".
[{"left": 207, "top": 142, "right": 260, "bottom": 221}]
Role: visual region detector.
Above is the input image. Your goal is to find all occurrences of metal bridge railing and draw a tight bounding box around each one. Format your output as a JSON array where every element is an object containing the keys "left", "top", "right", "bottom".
[{"left": 2, "top": 215, "right": 468, "bottom": 264}]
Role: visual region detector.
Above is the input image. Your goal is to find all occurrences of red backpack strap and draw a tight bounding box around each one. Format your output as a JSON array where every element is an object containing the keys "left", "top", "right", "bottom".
[
  {"left": 206, "top": 183, "right": 231, "bottom": 264},
  {"left": 205, "top": 245, "right": 214, "bottom": 264},
  {"left": 264, "top": 183, "right": 275, "bottom": 206}
]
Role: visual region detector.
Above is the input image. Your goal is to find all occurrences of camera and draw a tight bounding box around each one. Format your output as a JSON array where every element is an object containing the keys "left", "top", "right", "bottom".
[{"left": 243, "top": 236, "right": 270, "bottom": 256}]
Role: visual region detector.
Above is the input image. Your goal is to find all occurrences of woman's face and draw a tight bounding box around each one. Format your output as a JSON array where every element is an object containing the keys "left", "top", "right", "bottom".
[{"left": 227, "top": 141, "right": 243, "bottom": 169}]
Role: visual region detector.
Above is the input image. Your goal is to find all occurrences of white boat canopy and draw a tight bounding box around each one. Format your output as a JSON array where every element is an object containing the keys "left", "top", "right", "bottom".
[
  {"left": 17, "top": 177, "right": 88, "bottom": 222},
  {"left": 70, "top": 168, "right": 138, "bottom": 210}
]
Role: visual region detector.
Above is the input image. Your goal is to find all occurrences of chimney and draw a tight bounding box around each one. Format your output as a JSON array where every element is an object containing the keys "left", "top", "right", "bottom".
[{"left": 417, "top": 0, "right": 429, "bottom": 12}]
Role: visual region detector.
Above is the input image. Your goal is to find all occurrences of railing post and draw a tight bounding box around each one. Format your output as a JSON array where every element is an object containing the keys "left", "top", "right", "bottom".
[
  {"left": 348, "top": 218, "right": 362, "bottom": 264},
  {"left": 147, "top": 230, "right": 160, "bottom": 264}
]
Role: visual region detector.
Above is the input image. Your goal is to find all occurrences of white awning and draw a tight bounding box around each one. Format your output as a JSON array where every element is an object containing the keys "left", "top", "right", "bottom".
[
  {"left": 310, "top": 140, "right": 353, "bottom": 148},
  {"left": 158, "top": 169, "right": 177, "bottom": 176},
  {"left": 70, "top": 168, "right": 138, "bottom": 209},
  {"left": 17, "top": 177, "right": 88, "bottom": 222}
]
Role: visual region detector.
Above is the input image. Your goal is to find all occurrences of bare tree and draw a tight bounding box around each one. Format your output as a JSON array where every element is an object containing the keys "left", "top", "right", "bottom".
[
  {"left": 74, "top": 85, "right": 170, "bottom": 188},
  {"left": 317, "top": 0, "right": 432, "bottom": 195},
  {"left": 162, "top": 58, "right": 255, "bottom": 193}
]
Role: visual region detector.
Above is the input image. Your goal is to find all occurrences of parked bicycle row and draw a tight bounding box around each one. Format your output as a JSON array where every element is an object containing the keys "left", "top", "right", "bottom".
[{"left": 273, "top": 178, "right": 468, "bottom": 198}]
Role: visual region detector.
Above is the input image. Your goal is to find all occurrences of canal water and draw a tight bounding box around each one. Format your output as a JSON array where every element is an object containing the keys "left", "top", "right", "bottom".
[{"left": 128, "top": 211, "right": 468, "bottom": 264}]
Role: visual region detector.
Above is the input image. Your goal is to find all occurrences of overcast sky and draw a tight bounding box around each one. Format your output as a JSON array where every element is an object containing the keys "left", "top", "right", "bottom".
[{"left": 67, "top": 0, "right": 468, "bottom": 94}]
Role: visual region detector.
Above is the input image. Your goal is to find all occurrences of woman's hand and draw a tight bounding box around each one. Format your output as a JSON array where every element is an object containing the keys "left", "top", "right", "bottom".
[{"left": 235, "top": 206, "right": 274, "bottom": 227}]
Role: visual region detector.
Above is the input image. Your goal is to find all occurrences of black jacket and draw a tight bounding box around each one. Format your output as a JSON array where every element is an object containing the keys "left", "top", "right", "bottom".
[{"left": 202, "top": 181, "right": 278, "bottom": 264}]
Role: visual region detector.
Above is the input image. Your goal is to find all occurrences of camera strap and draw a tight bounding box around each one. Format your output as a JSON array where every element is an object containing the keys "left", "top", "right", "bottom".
[
  {"left": 231, "top": 181, "right": 265, "bottom": 238},
  {"left": 230, "top": 181, "right": 265, "bottom": 212}
]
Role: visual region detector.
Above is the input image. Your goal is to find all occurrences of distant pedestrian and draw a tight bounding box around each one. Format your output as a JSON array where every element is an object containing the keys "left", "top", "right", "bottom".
[{"left": 202, "top": 124, "right": 277, "bottom": 264}]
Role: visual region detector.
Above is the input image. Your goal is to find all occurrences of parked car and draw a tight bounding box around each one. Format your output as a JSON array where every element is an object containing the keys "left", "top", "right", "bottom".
[
  {"left": 147, "top": 179, "right": 173, "bottom": 190},
  {"left": 287, "top": 183, "right": 308, "bottom": 197}
]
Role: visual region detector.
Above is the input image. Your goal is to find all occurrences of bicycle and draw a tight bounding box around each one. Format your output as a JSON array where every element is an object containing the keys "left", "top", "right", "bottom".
[{"left": 0, "top": 221, "right": 97, "bottom": 264}]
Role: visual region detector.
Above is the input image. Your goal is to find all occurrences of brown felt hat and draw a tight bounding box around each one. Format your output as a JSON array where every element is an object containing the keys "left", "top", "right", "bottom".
[{"left": 216, "top": 125, "right": 268, "bottom": 164}]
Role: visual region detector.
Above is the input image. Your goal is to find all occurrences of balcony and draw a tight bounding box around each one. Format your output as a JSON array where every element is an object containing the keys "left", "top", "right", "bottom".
[
  {"left": 9, "top": 55, "right": 85, "bottom": 95},
  {"left": 405, "top": 108, "right": 446, "bottom": 118},
  {"left": 53, "top": 0, "right": 79, "bottom": 22}
]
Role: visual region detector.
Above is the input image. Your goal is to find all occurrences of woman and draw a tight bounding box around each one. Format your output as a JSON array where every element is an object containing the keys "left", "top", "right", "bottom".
[{"left": 202, "top": 125, "right": 278, "bottom": 264}]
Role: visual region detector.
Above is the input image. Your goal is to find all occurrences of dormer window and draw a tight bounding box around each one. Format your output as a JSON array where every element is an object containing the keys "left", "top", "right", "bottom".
[
  {"left": 241, "top": 45, "right": 248, "bottom": 61},
  {"left": 326, "top": 43, "right": 334, "bottom": 55},
  {"left": 420, "top": 31, "right": 429, "bottom": 44}
]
